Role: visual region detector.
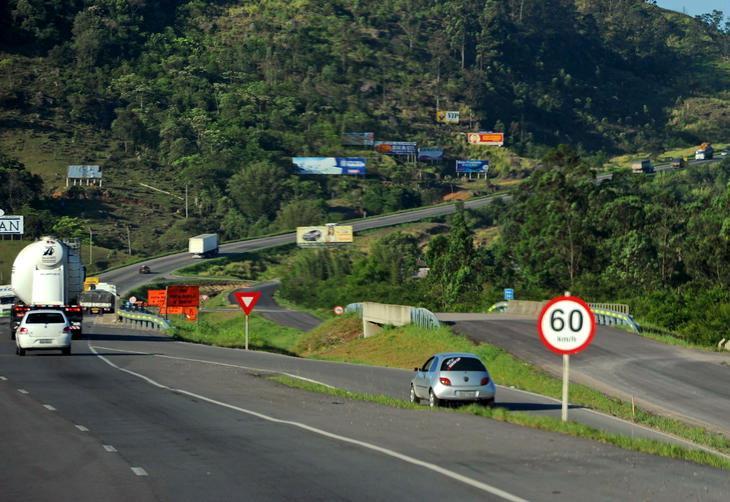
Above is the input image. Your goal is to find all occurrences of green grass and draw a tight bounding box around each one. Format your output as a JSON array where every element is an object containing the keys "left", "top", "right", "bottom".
[
  {"left": 270, "top": 375, "right": 730, "bottom": 471},
  {"left": 296, "top": 319, "right": 730, "bottom": 455},
  {"left": 170, "top": 311, "right": 304, "bottom": 355}
]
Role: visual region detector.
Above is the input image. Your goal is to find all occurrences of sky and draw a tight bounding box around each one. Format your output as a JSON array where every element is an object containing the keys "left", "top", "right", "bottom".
[{"left": 655, "top": 1, "right": 728, "bottom": 17}]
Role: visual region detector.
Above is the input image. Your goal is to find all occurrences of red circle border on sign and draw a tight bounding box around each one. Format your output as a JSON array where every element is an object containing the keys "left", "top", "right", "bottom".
[{"left": 537, "top": 295, "right": 596, "bottom": 355}]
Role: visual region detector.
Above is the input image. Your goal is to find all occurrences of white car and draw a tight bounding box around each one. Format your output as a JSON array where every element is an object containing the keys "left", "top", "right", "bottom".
[{"left": 16, "top": 309, "right": 72, "bottom": 356}]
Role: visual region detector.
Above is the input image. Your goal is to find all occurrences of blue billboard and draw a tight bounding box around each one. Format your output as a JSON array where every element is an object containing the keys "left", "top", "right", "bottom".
[
  {"left": 293, "top": 157, "right": 367, "bottom": 175},
  {"left": 418, "top": 147, "right": 444, "bottom": 161},
  {"left": 374, "top": 141, "right": 417, "bottom": 155},
  {"left": 455, "top": 160, "right": 489, "bottom": 173}
]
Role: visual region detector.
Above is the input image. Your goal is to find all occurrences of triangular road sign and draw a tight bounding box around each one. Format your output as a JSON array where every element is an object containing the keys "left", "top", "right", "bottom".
[{"left": 233, "top": 291, "right": 261, "bottom": 315}]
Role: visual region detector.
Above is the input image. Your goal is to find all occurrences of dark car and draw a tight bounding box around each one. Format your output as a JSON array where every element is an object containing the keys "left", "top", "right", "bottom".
[
  {"left": 139, "top": 265, "right": 151, "bottom": 274},
  {"left": 671, "top": 157, "right": 686, "bottom": 169},
  {"left": 302, "top": 229, "right": 322, "bottom": 242}
]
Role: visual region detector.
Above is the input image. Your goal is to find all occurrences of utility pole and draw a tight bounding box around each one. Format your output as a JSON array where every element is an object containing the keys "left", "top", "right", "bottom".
[
  {"left": 185, "top": 183, "right": 189, "bottom": 219},
  {"left": 88, "top": 227, "right": 93, "bottom": 265},
  {"left": 126, "top": 226, "right": 132, "bottom": 255}
]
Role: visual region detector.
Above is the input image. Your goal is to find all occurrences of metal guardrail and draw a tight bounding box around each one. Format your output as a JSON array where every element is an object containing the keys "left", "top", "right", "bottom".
[
  {"left": 345, "top": 303, "right": 362, "bottom": 315},
  {"left": 589, "top": 303, "right": 630, "bottom": 315},
  {"left": 118, "top": 307, "right": 171, "bottom": 331}
]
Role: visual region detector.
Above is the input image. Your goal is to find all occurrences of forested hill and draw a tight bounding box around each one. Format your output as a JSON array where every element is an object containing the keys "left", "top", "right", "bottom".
[{"left": 0, "top": 1, "right": 729, "bottom": 252}]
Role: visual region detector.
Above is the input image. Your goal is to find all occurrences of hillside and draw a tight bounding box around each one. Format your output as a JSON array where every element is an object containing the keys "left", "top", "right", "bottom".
[{"left": 1, "top": 0, "right": 729, "bottom": 255}]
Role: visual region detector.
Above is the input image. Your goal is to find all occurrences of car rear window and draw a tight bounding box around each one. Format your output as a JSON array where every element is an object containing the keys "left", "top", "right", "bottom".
[
  {"left": 440, "top": 357, "right": 486, "bottom": 372},
  {"left": 25, "top": 313, "right": 66, "bottom": 324}
]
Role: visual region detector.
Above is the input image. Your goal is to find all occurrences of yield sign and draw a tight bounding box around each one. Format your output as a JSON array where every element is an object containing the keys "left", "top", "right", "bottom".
[{"left": 233, "top": 291, "right": 261, "bottom": 315}]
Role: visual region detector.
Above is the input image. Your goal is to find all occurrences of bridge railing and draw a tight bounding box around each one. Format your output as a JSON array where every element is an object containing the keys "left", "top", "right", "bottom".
[{"left": 117, "top": 306, "right": 171, "bottom": 331}]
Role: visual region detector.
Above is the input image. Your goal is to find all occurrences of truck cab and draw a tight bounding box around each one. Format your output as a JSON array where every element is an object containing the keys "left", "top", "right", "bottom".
[{"left": 631, "top": 160, "right": 654, "bottom": 174}]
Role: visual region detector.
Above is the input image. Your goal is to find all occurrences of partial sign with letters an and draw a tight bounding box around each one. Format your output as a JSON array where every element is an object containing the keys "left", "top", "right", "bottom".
[{"left": 0, "top": 215, "right": 24, "bottom": 234}]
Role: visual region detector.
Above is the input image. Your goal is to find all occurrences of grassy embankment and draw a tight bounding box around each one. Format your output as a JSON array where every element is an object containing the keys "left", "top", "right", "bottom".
[{"left": 168, "top": 297, "right": 730, "bottom": 466}]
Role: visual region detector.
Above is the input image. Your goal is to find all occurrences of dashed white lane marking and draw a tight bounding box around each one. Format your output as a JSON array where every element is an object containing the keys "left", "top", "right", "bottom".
[
  {"left": 103, "top": 445, "right": 117, "bottom": 453},
  {"left": 131, "top": 467, "right": 148, "bottom": 476},
  {"left": 92, "top": 345, "right": 335, "bottom": 389},
  {"left": 17, "top": 389, "right": 28, "bottom": 394},
  {"left": 89, "top": 344, "right": 526, "bottom": 502},
  {"left": 75, "top": 425, "right": 89, "bottom": 432},
  {"left": 43, "top": 404, "right": 56, "bottom": 411},
  {"left": 0, "top": 376, "right": 7, "bottom": 381}
]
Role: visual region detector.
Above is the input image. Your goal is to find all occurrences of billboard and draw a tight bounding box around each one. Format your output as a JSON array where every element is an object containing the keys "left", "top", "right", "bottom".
[
  {"left": 297, "top": 225, "right": 354, "bottom": 247},
  {"left": 374, "top": 141, "right": 417, "bottom": 155},
  {"left": 456, "top": 160, "right": 489, "bottom": 173},
  {"left": 293, "top": 157, "right": 366, "bottom": 175},
  {"left": 342, "top": 132, "right": 375, "bottom": 147},
  {"left": 418, "top": 147, "right": 444, "bottom": 161},
  {"left": 436, "top": 111, "right": 460, "bottom": 124},
  {"left": 166, "top": 285, "right": 200, "bottom": 308},
  {"left": 0, "top": 215, "right": 23, "bottom": 234},
  {"left": 467, "top": 132, "right": 504, "bottom": 146}
]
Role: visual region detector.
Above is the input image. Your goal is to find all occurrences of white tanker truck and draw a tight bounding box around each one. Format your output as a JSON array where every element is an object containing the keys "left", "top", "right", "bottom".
[{"left": 9, "top": 237, "right": 85, "bottom": 339}]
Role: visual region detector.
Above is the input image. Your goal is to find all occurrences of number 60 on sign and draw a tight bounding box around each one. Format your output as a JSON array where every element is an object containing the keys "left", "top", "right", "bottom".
[{"left": 537, "top": 296, "right": 596, "bottom": 355}]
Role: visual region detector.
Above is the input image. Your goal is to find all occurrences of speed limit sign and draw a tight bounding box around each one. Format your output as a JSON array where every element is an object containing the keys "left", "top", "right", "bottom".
[{"left": 538, "top": 296, "right": 596, "bottom": 355}]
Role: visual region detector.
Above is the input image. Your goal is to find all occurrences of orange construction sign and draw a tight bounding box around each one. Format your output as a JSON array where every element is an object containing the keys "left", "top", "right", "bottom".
[
  {"left": 147, "top": 289, "right": 167, "bottom": 308},
  {"left": 166, "top": 285, "right": 200, "bottom": 307}
]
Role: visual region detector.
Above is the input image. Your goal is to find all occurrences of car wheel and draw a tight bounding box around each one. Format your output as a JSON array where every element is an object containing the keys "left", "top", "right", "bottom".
[
  {"left": 62, "top": 347, "right": 71, "bottom": 356},
  {"left": 16, "top": 347, "right": 25, "bottom": 356},
  {"left": 480, "top": 398, "right": 495, "bottom": 408},
  {"left": 409, "top": 385, "right": 420, "bottom": 404},
  {"left": 428, "top": 389, "right": 440, "bottom": 408}
]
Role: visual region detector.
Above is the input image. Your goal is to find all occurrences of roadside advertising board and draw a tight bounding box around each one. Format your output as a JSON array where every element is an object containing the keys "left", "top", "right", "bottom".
[
  {"left": 436, "top": 111, "right": 460, "bottom": 124},
  {"left": 147, "top": 289, "right": 167, "bottom": 308},
  {"left": 166, "top": 285, "right": 200, "bottom": 308},
  {"left": 374, "top": 141, "right": 417, "bottom": 155},
  {"left": 0, "top": 215, "right": 24, "bottom": 234},
  {"left": 467, "top": 132, "right": 504, "bottom": 146},
  {"left": 297, "top": 225, "right": 354, "bottom": 248},
  {"left": 418, "top": 147, "right": 444, "bottom": 161},
  {"left": 293, "top": 157, "right": 366, "bottom": 175},
  {"left": 537, "top": 296, "right": 596, "bottom": 356},
  {"left": 342, "top": 132, "right": 375, "bottom": 147},
  {"left": 456, "top": 160, "right": 489, "bottom": 173}
]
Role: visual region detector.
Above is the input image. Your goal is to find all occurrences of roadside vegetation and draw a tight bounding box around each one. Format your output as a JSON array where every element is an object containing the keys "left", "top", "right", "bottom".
[{"left": 270, "top": 375, "right": 730, "bottom": 471}]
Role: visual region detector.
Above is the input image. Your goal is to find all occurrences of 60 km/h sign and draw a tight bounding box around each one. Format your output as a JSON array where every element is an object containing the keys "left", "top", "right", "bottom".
[
  {"left": 537, "top": 295, "right": 596, "bottom": 422},
  {"left": 538, "top": 296, "right": 596, "bottom": 355}
]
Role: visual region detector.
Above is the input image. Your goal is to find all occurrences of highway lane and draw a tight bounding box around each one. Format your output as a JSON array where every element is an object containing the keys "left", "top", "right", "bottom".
[
  {"left": 226, "top": 281, "right": 321, "bottom": 331},
  {"left": 442, "top": 315, "right": 730, "bottom": 436},
  {"left": 103, "top": 195, "right": 506, "bottom": 296},
  {"left": 2, "top": 324, "right": 728, "bottom": 500}
]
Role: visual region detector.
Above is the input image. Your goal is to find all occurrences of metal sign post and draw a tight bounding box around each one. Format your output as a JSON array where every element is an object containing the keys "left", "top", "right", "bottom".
[
  {"left": 245, "top": 314, "right": 249, "bottom": 351},
  {"left": 537, "top": 295, "right": 596, "bottom": 422}
]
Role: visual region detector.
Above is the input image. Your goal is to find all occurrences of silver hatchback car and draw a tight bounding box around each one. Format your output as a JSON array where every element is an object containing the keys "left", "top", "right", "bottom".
[{"left": 410, "top": 352, "right": 496, "bottom": 407}]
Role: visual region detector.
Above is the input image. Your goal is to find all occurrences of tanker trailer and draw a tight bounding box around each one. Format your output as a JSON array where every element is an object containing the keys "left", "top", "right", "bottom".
[{"left": 10, "top": 237, "right": 85, "bottom": 339}]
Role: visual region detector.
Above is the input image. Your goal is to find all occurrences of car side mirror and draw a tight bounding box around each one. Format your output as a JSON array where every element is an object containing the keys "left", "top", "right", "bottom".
[{"left": 413, "top": 367, "right": 419, "bottom": 372}]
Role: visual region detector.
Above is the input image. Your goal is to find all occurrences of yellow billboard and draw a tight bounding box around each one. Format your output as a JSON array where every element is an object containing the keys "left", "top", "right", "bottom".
[{"left": 297, "top": 225, "right": 353, "bottom": 247}]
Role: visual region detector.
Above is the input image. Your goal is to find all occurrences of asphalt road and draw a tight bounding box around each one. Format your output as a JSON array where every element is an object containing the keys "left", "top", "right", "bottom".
[
  {"left": 102, "top": 195, "right": 506, "bottom": 297},
  {"left": 226, "top": 281, "right": 322, "bottom": 331},
  {"left": 2, "top": 320, "right": 728, "bottom": 501},
  {"left": 440, "top": 315, "right": 730, "bottom": 436}
]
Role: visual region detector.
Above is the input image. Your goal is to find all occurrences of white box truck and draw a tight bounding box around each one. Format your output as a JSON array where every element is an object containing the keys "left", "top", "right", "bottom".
[{"left": 189, "top": 234, "right": 219, "bottom": 258}]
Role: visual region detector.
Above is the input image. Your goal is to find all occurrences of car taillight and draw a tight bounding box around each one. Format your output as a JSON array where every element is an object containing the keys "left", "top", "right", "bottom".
[
  {"left": 19, "top": 327, "right": 28, "bottom": 334},
  {"left": 63, "top": 326, "right": 71, "bottom": 333},
  {"left": 481, "top": 377, "right": 490, "bottom": 386},
  {"left": 439, "top": 377, "right": 451, "bottom": 386}
]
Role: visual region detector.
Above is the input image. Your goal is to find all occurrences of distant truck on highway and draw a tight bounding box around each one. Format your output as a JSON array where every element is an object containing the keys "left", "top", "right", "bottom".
[
  {"left": 189, "top": 233, "right": 219, "bottom": 258},
  {"left": 0, "top": 285, "right": 16, "bottom": 318},
  {"left": 9, "top": 237, "right": 85, "bottom": 339},
  {"left": 631, "top": 159, "right": 654, "bottom": 174},
  {"left": 695, "top": 143, "right": 714, "bottom": 160}
]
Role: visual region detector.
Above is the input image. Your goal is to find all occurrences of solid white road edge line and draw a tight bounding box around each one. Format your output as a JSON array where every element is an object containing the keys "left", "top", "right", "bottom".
[
  {"left": 88, "top": 344, "right": 526, "bottom": 502},
  {"left": 17, "top": 389, "right": 28, "bottom": 394},
  {"left": 43, "top": 404, "right": 56, "bottom": 411},
  {"left": 91, "top": 345, "right": 336, "bottom": 389}
]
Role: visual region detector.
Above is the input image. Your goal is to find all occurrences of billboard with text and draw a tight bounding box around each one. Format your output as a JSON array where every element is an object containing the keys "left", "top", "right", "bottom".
[
  {"left": 342, "top": 132, "right": 375, "bottom": 147},
  {"left": 467, "top": 132, "right": 504, "bottom": 146},
  {"left": 418, "top": 147, "right": 444, "bottom": 161},
  {"left": 297, "top": 226, "right": 353, "bottom": 247},
  {"left": 374, "top": 141, "right": 417, "bottom": 155},
  {"left": 166, "top": 285, "right": 200, "bottom": 308},
  {"left": 456, "top": 160, "right": 489, "bottom": 173},
  {"left": 436, "top": 111, "right": 460, "bottom": 124},
  {"left": 293, "top": 157, "right": 366, "bottom": 175}
]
